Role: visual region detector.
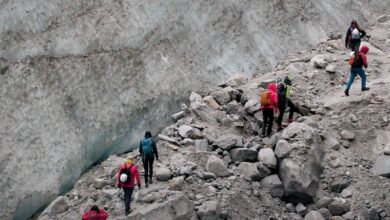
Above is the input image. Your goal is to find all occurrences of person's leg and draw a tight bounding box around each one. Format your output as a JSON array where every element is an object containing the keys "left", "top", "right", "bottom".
[
  {"left": 123, "top": 187, "right": 131, "bottom": 215},
  {"left": 143, "top": 158, "right": 149, "bottom": 186},
  {"left": 277, "top": 108, "right": 285, "bottom": 130},
  {"left": 149, "top": 157, "right": 154, "bottom": 184},
  {"left": 261, "top": 109, "right": 268, "bottom": 136},
  {"left": 357, "top": 68, "right": 368, "bottom": 90},
  {"left": 267, "top": 109, "right": 274, "bottom": 136},
  {"left": 345, "top": 70, "right": 357, "bottom": 95},
  {"left": 287, "top": 100, "right": 294, "bottom": 122}
]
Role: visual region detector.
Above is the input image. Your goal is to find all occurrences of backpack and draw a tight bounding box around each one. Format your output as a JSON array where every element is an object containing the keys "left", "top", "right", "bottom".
[
  {"left": 260, "top": 91, "right": 271, "bottom": 106},
  {"left": 119, "top": 164, "right": 134, "bottom": 184},
  {"left": 348, "top": 52, "right": 360, "bottom": 65},
  {"left": 141, "top": 138, "right": 154, "bottom": 158},
  {"left": 351, "top": 28, "right": 360, "bottom": 40}
]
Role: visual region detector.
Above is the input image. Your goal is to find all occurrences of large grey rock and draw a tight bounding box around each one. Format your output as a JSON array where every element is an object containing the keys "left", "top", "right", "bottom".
[
  {"left": 330, "top": 179, "right": 351, "bottom": 193},
  {"left": 256, "top": 163, "right": 272, "bottom": 179},
  {"left": 178, "top": 125, "right": 194, "bottom": 138},
  {"left": 340, "top": 130, "right": 355, "bottom": 141},
  {"left": 238, "top": 162, "right": 261, "bottom": 181},
  {"left": 258, "top": 148, "right": 277, "bottom": 169},
  {"left": 371, "top": 155, "right": 390, "bottom": 177},
  {"left": 206, "top": 156, "right": 230, "bottom": 177},
  {"left": 279, "top": 123, "right": 324, "bottom": 203},
  {"left": 39, "top": 196, "right": 70, "bottom": 217},
  {"left": 214, "top": 134, "right": 244, "bottom": 150},
  {"left": 328, "top": 201, "right": 350, "bottom": 216},
  {"left": 197, "top": 201, "right": 220, "bottom": 220},
  {"left": 225, "top": 74, "right": 247, "bottom": 87},
  {"left": 318, "top": 208, "right": 332, "bottom": 220},
  {"left": 260, "top": 174, "right": 284, "bottom": 197},
  {"left": 304, "top": 211, "right": 325, "bottom": 220},
  {"left": 211, "top": 88, "right": 231, "bottom": 106},
  {"left": 315, "top": 196, "right": 332, "bottom": 209},
  {"left": 310, "top": 54, "right": 330, "bottom": 69},
  {"left": 244, "top": 99, "right": 260, "bottom": 115},
  {"left": 325, "top": 64, "right": 337, "bottom": 73},
  {"left": 203, "top": 96, "right": 221, "bottom": 110},
  {"left": 129, "top": 191, "right": 196, "bottom": 220},
  {"left": 156, "top": 167, "right": 172, "bottom": 181},
  {"left": 275, "top": 140, "right": 291, "bottom": 159},
  {"left": 229, "top": 148, "right": 257, "bottom": 162},
  {"left": 286, "top": 62, "right": 306, "bottom": 74},
  {"left": 296, "top": 203, "right": 308, "bottom": 216},
  {"left": 194, "top": 139, "right": 209, "bottom": 152},
  {"left": 190, "top": 92, "right": 203, "bottom": 108}
]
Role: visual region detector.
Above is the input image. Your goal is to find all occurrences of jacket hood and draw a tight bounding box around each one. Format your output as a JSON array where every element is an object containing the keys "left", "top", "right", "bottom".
[
  {"left": 360, "top": 45, "right": 369, "bottom": 54},
  {"left": 268, "top": 83, "right": 277, "bottom": 93}
]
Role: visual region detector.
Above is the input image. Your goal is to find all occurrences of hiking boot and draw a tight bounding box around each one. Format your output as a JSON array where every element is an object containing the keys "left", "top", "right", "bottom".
[
  {"left": 145, "top": 182, "right": 149, "bottom": 188},
  {"left": 149, "top": 179, "right": 153, "bottom": 184},
  {"left": 125, "top": 209, "right": 132, "bottom": 216},
  {"left": 362, "top": 87, "right": 370, "bottom": 91},
  {"left": 277, "top": 125, "right": 283, "bottom": 131},
  {"left": 287, "top": 118, "right": 293, "bottom": 123},
  {"left": 344, "top": 90, "right": 349, "bottom": 96}
]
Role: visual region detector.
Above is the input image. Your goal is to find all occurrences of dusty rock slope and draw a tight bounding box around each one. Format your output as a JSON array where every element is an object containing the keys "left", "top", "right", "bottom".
[{"left": 36, "top": 17, "right": 390, "bottom": 220}]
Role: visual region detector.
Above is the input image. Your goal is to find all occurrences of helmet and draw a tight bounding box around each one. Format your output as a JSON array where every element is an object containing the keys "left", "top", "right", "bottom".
[{"left": 120, "top": 173, "right": 128, "bottom": 183}]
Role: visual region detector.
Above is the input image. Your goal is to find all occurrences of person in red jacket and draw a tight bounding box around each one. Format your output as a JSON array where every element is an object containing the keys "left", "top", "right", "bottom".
[
  {"left": 116, "top": 155, "right": 141, "bottom": 216},
  {"left": 345, "top": 45, "right": 370, "bottom": 96},
  {"left": 82, "top": 205, "right": 108, "bottom": 220},
  {"left": 261, "top": 82, "right": 278, "bottom": 137}
]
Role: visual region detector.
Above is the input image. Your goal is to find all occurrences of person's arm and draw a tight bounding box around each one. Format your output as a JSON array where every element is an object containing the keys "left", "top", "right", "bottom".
[
  {"left": 345, "top": 28, "right": 351, "bottom": 48},
  {"left": 361, "top": 54, "right": 368, "bottom": 68},
  {"left": 153, "top": 140, "right": 159, "bottom": 160},
  {"left": 134, "top": 168, "right": 141, "bottom": 188},
  {"left": 360, "top": 29, "right": 366, "bottom": 38},
  {"left": 139, "top": 140, "right": 143, "bottom": 156},
  {"left": 116, "top": 166, "right": 122, "bottom": 187}
]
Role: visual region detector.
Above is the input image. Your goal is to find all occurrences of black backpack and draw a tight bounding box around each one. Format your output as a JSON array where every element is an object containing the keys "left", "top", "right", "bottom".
[{"left": 119, "top": 164, "right": 134, "bottom": 184}]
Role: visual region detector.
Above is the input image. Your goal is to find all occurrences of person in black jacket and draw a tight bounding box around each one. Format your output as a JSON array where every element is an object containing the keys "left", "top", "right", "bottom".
[
  {"left": 276, "top": 78, "right": 287, "bottom": 131},
  {"left": 345, "top": 20, "right": 366, "bottom": 52},
  {"left": 139, "top": 131, "right": 158, "bottom": 188}
]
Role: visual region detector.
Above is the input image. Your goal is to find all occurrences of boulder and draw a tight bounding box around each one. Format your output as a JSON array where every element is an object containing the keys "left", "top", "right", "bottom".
[
  {"left": 371, "top": 155, "right": 390, "bottom": 177},
  {"left": 194, "top": 139, "right": 208, "bottom": 152},
  {"left": 190, "top": 92, "right": 203, "bottom": 108},
  {"left": 340, "top": 130, "right": 355, "bottom": 141},
  {"left": 197, "top": 201, "right": 220, "bottom": 220},
  {"left": 238, "top": 162, "right": 261, "bottom": 181},
  {"left": 40, "top": 196, "right": 70, "bottom": 216},
  {"left": 304, "top": 211, "right": 325, "bottom": 220},
  {"left": 275, "top": 140, "right": 291, "bottom": 159},
  {"left": 203, "top": 96, "right": 221, "bottom": 110},
  {"left": 310, "top": 54, "right": 330, "bottom": 69},
  {"left": 296, "top": 203, "right": 308, "bottom": 216},
  {"left": 229, "top": 148, "right": 257, "bottom": 162},
  {"left": 129, "top": 191, "right": 196, "bottom": 220},
  {"left": 327, "top": 137, "right": 340, "bottom": 151},
  {"left": 315, "top": 196, "right": 332, "bottom": 209},
  {"left": 377, "top": 15, "right": 390, "bottom": 23},
  {"left": 225, "top": 74, "right": 247, "bottom": 87},
  {"left": 279, "top": 122, "right": 324, "bottom": 203},
  {"left": 258, "top": 148, "right": 277, "bottom": 169},
  {"left": 172, "top": 111, "right": 185, "bottom": 122},
  {"left": 169, "top": 176, "right": 185, "bottom": 191},
  {"left": 325, "top": 64, "right": 337, "bottom": 73},
  {"left": 193, "top": 104, "right": 218, "bottom": 125},
  {"left": 225, "top": 101, "right": 240, "bottom": 115},
  {"left": 206, "top": 156, "right": 230, "bottom": 177},
  {"left": 178, "top": 125, "right": 193, "bottom": 138},
  {"left": 384, "top": 145, "right": 390, "bottom": 155},
  {"left": 211, "top": 88, "right": 231, "bottom": 105},
  {"left": 203, "top": 172, "right": 217, "bottom": 180},
  {"left": 156, "top": 167, "right": 172, "bottom": 181},
  {"left": 318, "top": 208, "right": 332, "bottom": 220},
  {"left": 368, "top": 208, "right": 380, "bottom": 220},
  {"left": 191, "top": 128, "right": 203, "bottom": 139},
  {"left": 214, "top": 134, "right": 244, "bottom": 150},
  {"left": 244, "top": 99, "right": 260, "bottom": 115},
  {"left": 256, "top": 163, "right": 272, "bottom": 179},
  {"left": 260, "top": 174, "right": 284, "bottom": 197},
  {"left": 202, "top": 127, "right": 220, "bottom": 144},
  {"left": 287, "top": 62, "right": 306, "bottom": 74},
  {"left": 330, "top": 179, "right": 351, "bottom": 193},
  {"left": 328, "top": 201, "right": 350, "bottom": 216}
]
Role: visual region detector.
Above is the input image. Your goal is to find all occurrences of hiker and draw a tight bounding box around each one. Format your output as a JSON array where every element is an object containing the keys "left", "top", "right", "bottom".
[
  {"left": 345, "top": 45, "right": 370, "bottom": 96},
  {"left": 345, "top": 20, "right": 366, "bottom": 52},
  {"left": 116, "top": 154, "right": 141, "bottom": 216},
  {"left": 276, "top": 78, "right": 287, "bottom": 131},
  {"left": 260, "top": 82, "right": 278, "bottom": 137},
  {"left": 139, "top": 131, "right": 158, "bottom": 188},
  {"left": 283, "top": 76, "right": 297, "bottom": 123},
  {"left": 82, "top": 205, "right": 109, "bottom": 220}
]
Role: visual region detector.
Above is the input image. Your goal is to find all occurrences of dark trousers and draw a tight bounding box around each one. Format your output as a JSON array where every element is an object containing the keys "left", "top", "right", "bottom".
[
  {"left": 143, "top": 157, "right": 154, "bottom": 184},
  {"left": 123, "top": 187, "right": 134, "bottom": 213},
  {"left": 262, "top": 108, "right": 274, "bottom": 136},
  {"left": 350, "top": 40, "right": 361, "bottom": 52},
  {"left": 287, "top": 99, "right": 298, "bottom": 120},
  {"left": 277, "top": 107, "right": 285, "bottom": 127}
]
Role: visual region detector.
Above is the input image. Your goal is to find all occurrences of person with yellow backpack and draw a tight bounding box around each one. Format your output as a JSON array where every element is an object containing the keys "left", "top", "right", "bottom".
[{"left": 260, "top": 82, "right": 278, "bottom": 137}]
